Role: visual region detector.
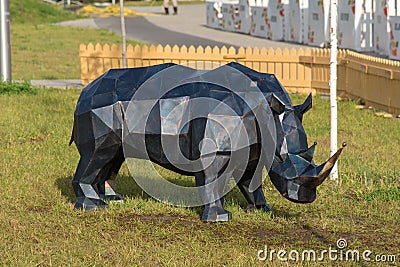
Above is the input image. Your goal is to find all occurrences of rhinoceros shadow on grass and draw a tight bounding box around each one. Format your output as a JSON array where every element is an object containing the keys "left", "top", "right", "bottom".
[
  {"left": 56, "top": 174, "right": 302, "bottom": 220},
  {"left": 69, "top": 62, "right": 344, "bottom": 222}
]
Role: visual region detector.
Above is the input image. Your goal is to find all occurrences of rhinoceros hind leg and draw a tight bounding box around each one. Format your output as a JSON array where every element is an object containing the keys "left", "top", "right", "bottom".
[
  {"left": 97, "top": 178, "right": 125, "bottom": 202},
  {"left": 72, "top": 141, "right": 122, "bottom": 209},
  {"left": 102, "top": 185, "right": 125, "bottom": 202},
  {"left": 245, "top": 202, "right": 271, "bottom": 213},
  {"left": 74, "top": 196, "right": 108, "bottom": 210},
  {"left": 96, "top": 147, "right": 125, "bottom": 202}
]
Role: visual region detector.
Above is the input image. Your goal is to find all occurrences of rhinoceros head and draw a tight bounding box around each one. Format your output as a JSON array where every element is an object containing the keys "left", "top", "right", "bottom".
[{"left": 267, "top": 93, "right": 345, "bottom": 203}]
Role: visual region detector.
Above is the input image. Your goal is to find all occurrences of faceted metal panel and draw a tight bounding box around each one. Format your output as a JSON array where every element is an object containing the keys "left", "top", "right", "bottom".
[
  {"left": 125, "top": 99, "right": 161, "bottom": 135},
  {"left": 203, "top": 115, "right": 239, "bottom": 153},
  {"left": 160, "top": 96, "right": 190, "bottom": 135}
]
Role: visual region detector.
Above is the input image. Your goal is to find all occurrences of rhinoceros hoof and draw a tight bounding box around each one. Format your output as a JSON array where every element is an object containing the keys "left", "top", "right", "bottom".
[
  {"left": 258, "top": 203, "right": 272, "bottom": 212},
  {"left": 99, "top": 193, "right": 125, "bottom": 203},
  {"left": 246, "top": 204, "right": 272, "bottom": 213},
  {"left": 201, "top": 206, "right": 232, "bottom": 222},
  {"left": 74, "top": 197, "right": 108, "bottom": 210}
]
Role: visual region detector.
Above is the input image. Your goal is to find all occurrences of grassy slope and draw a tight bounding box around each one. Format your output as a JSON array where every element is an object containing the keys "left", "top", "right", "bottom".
[
  {"left": 0, "top": 90, "right": 398, "bottom": 266},
  {"left": 10, "top": 0, "right": 141, "bottom": 80},
  {"left": 10, "top": 0, "right": 81, "bottom": 24}
]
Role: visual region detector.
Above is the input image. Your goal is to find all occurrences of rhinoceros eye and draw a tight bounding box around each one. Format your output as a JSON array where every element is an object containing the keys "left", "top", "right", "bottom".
[{"left": 270, "top": 93, "right": 285, "bottom": 115}]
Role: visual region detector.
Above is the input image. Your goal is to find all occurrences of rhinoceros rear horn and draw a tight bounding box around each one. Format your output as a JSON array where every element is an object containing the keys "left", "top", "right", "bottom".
[{"left": 294, "top": 93, "right": 312, "bottom": 115}]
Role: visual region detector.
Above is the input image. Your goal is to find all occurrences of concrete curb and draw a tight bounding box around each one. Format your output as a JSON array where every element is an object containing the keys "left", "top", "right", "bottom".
[{"left": 30, "top": 80, "right": 83, "bottom": 89}]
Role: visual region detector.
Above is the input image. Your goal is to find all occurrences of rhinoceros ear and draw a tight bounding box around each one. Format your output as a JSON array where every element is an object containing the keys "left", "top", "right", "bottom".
[
  {"left": 294, "top": 93, "right": 312, "bottom": 115},
  {"left": 270, "top": 93, "right": 285, "bottom": 115}
]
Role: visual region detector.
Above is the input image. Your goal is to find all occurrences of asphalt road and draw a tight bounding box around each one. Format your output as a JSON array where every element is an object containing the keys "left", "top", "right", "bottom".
[
  {"left": 58, "top": 4, "right": 308, "bottom": 49},
  {"left": 93, "top": 16, "right": 233, "bottom": 48}
]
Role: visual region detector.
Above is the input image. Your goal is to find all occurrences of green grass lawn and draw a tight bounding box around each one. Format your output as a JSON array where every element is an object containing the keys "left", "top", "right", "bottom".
[
  {"left": 10, "top": 0, "right": 142, "bottom": 80},
  {"left": 11, "top": 24, "right": 141, "bottom": 80},
  {"left": 0, "top": 88, "right": 398, "bottom": 266}
]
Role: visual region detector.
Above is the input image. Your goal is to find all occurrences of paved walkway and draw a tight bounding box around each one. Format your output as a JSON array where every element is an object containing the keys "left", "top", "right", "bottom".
[
  {"left": 127, "top": 5, "right": 308, "bottom": 49},
  {"left": 30, "top": 80, "right": 83, "bottom": 89},
  {"left": 41, "top": 4, "right": 309, "bottom": 88}
]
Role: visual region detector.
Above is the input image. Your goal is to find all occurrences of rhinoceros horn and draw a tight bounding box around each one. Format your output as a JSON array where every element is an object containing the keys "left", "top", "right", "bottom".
[
  {"left": 312, "top": 142, "right": 347, "bottom": 187},
  {"left": 298, "top": 141, "right": 317, "bottom": 162}
]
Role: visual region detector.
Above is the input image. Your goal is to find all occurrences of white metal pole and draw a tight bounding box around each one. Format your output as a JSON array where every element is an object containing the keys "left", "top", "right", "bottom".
[
  {"left": 329, "top": 0, "right": 338, "bottom": 180},
  {"left": 0, "top": 0, "right": 11, "bottom": 82},
  {"left": 112, "top": 0, "right": 116, "bottom": 5},
  {"left": 120, "top": 0, "right": 127, "bottom": 68}
]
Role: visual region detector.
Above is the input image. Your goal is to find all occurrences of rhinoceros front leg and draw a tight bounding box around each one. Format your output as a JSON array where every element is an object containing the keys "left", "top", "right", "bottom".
[
  {"left": 234, "top": 164, "right": 271, "bottom": 212},
  {"left": 196, "top": 155, "right": 232, "bottom": 222}
]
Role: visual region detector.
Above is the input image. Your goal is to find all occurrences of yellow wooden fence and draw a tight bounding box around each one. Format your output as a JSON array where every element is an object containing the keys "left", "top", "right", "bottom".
[{"left": 79, "top": 43, "right": 400, "bottom": 116}]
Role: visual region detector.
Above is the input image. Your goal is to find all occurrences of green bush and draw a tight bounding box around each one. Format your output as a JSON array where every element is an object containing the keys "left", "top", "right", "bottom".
[{"left": 0, "top": 80, "right": 37, "bottom": 95}]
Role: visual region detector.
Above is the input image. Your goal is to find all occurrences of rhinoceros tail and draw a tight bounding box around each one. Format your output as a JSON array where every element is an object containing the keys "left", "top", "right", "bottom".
[{"left": 69, "top": 127, "right": 74, "bottom": 146}]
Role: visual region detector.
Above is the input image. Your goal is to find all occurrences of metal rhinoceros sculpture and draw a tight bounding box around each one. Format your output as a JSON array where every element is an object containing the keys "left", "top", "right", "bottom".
[{"left": 70, "top": 63, "right": 344, "bottom": 222}]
